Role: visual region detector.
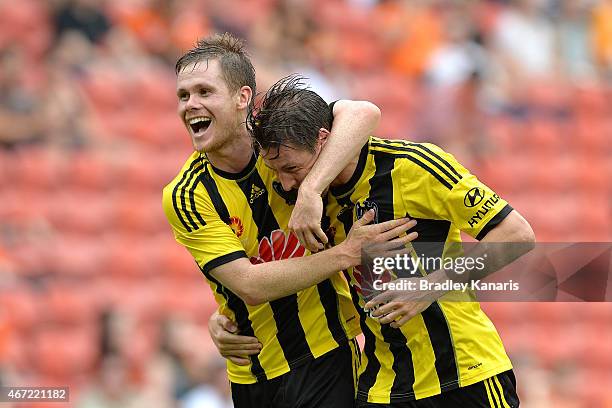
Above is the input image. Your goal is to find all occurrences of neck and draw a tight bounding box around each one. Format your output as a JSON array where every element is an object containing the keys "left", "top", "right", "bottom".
[
  {"left": 205, "top": 128, "right": 253, "bottom": 173},
  {"left": 330, "top": 154, "right": 359, "bottom": 188}
]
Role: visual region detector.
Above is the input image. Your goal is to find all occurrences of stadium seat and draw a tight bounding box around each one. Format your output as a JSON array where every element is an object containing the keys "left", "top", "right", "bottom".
[
  {"left": 42, "top": 281, "right": 101, "bottom": 325},
  {"left": 31, "top": 325, "right": 99, "bottom": 377}
]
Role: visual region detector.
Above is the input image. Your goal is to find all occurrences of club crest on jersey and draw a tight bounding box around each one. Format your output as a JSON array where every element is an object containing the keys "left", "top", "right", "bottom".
[
  {"left": 356, "top": 200, "right": 378, "bottom": 223},
  {"left": 229, "top": 216, "right": 244, "bottom": 237}
]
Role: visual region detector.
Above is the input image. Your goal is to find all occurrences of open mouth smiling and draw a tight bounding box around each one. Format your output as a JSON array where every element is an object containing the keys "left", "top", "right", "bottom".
[{"left": 188, "top": 116, "right": 212, "bottom": 134}]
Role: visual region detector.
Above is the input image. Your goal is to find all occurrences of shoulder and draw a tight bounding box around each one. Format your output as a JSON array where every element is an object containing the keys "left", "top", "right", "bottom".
[
  {"left": 368, "top": 138, "right": 467, "bottom": 191},
  {"left": 162, "top": 152, "right": 212, "bottom": 225}
]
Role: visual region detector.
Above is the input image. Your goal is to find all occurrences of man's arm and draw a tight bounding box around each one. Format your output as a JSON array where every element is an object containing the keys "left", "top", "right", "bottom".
[
  {"left": 212, "top": 212, "right": 417, "bottom": 305},
  {"left": 365, "top": 210, "right": 535, "bottom": 327},
  {"left": 291, "top": 100, "right": 381, "bottom": 251}
]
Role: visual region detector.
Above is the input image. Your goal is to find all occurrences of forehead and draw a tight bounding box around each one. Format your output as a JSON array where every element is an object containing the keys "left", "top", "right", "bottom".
[
  {"left": 176, "top": 59, "right": 226, "bottom": 89},
  {"left": 261, "top": 144, "right": 311, "bottom": 167}
]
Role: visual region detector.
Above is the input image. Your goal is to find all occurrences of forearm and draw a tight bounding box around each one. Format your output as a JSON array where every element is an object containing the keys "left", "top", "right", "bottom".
[
  {"left": 430, "top": 211, "right": 535, "bottom": 287},
  {"left": 301, "top": 100, "right": 380, "bottom": 193},
  {"left": 245, "top": 244, "right": 352, "bottom": 304}
]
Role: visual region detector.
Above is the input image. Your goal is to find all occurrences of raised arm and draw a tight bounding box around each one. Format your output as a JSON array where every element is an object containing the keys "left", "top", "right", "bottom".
[{"left": 291, "top": 100, "right": 381, "bottom": 252}]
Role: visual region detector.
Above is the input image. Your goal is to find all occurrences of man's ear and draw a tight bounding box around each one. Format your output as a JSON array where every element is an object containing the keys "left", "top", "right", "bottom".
[
  {"left": 236, "top": 86, "right": 253, "bottom": 110},
  {"left": 317, "top": 128, "right": 331, "bottom": 149}
]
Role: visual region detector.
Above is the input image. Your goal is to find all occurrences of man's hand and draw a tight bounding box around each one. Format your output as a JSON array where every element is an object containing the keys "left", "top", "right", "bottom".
[
  {"left": 208, "top": 312, "right": 262, "bottom": 366},
  {"left": 340, "top": 210, "right": 418, "bottom": 267},
  {"left": 290, "top": 187, "right": 326, "bottom": 253},
  {"left": 364, "top": 276, "right": 445, "bottom": 329}
]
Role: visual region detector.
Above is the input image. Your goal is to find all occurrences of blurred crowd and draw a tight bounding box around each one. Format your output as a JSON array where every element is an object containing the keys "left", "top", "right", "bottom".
[{"left": 0, "top": 0, "right": 611, "bottom": 407}]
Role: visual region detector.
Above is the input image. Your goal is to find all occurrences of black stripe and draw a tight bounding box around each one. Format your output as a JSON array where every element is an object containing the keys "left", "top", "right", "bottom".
[
  {"left": 380, "top": 139, "right": 463, "bottom": 180},
  {"left": 421, "top": 303, "right": 460, "bottom": 392},
  {"left": 333, "top": 192, "right": 383, "bottom": 400},
  {"left": 383, "top": 152, "right": 454, "bottom": 190},
  {"left": 371, "top": 142, "right": 459, "bottom": 185},
  {"left": 236, "top": 171, "right": 313, "bottom": 369},
  {"left": 317, "top": 203, "right": 348, "bottom": 346},
  {"left": 368, "top": 152, "right": 415, "bottom": 398},
  {"left": 316, "top": 279, "right": 347, "bottom": 346},
  {"left": 200, "top": 250, "right": 247, "bottom": 275},
  {"left": 408, "top": 142, "right": 462, "bottom": 180},
  {"left": 201, "top": 264, "right": 267, "bottom": 380},
  {"left": 199, "top": 166, "right": 231, "bottom": 224},
  {"left": 172, "top": 158, "right": 200, "bottom": 232},
  {"left": 181, "top": 163, "right": 204, "bottom": 231},
  {"left": 345, "top": 270, "right": 381, "bottom": 402},
  {"left": 188, "top": 166, "right": 207, "bottom": 228},
  {"left": 476, "top": 204, "right": 513, "bottom": 240},
  {"left": 410, "top": 227, "right": 461, "bottom": 392}
]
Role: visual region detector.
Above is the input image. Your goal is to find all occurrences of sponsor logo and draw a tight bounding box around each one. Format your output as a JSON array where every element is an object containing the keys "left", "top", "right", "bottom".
[
  {"left": 356, "top": 200, "right": 379, "bottom": 223},
  {"left": 464, "top": 187, "right": 485, "bottom": 208},
  {"left": 229, "top": 216, "right": 244, "bottom": 237},
  {"left": 468, "top": 362, "right": 482, "bottom": 370},
  {"left": 468, "top": 194, "right": 500, "bottom": 227},
  {"left": 249, "top": 229, "right": 306, "bottom": 264},
  {"left": 249, "top": 184, "right": 265, "bottom": 204}
]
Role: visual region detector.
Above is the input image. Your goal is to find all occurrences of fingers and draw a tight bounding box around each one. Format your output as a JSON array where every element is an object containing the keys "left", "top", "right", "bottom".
[
  {"left": 377, "top": 309, "right": 404, "bottom": 325},
  {"left": 365, "top": 292, "right": 392, "bottom": 310},
  {"left": 353, "top": 209, "right": 375, "bottom": 227},
  {"left": 228, "top": 356, "right": 251, "bottom": 366},
  {"left": 390, "top": 232, "right": 418, "bottom": 245},
  {"left": 220, "top": 345, "right": 262, "bottom": 356},
  {"left": 370, "top": 301, "right": 398, "bottom": 317},
  {"left": 219, "top": 315, "right": 238, "bottom": 333},
  {"left": 392, "top": 314, "right": 413, "bottom": 328},
  {"left": 296, "top": 229, "right": 323, "bottom": 253},
  {"left": 217, "top": 333, "right": 261, "bottom": 345},
  {"left": 377, "top": 219, "right": 417, "bottom": 242},
  {"left": 313, "top": 226, "right": 328, "bottom": 246}
]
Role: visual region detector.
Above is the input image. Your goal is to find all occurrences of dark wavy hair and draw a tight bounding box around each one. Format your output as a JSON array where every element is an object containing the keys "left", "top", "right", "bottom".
[
  {"left": 248, "top": 74, "right": 332, "bottom": 157},
  {"left": 175, "top": 32, "right": 256, "bottom": 96}
]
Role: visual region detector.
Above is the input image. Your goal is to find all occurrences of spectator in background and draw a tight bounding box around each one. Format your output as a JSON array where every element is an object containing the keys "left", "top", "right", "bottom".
[
  {"left": 53, "top": 0, "right": 111, "bottom": 44},
  {"left": 0, "top": 47, "right": 45, "bottom": 149},
  {"left": 378, "top": 0, "right": 443, "bottom": 79},
  {"left": 420, "top": 4, "right": 491, "bottom": 162},
  {"left": 493, "top": 0, "right": 558, "bottom": 80},
  {"left": 557, "top": 0, "right": 595, "bottom": 81},
  {"left": 592, "top": 0, "right": 612, "bottom": 77}
]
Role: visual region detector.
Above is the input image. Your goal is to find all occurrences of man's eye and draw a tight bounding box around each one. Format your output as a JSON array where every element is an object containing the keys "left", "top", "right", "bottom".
[
  {"left": 178, "top": 93, "right": 188, "bottom": 101},
  {"left": 199, "top": 89, "right": 209, "bottom": 96}
]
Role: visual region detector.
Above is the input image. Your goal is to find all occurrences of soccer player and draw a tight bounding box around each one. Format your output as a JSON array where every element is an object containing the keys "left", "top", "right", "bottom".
[
  {"left": 162, "top": 34, "right": 417, "bottom": 408},
  {"left": 211, "top": 75, "right": 535, "bottom": 407}
]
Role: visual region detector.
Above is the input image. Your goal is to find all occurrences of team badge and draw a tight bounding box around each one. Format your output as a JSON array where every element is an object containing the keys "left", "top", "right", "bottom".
[
  {"left": 355, "top": 200, "right": 379, "bottom": 223},
  {"left": 229, "top": 216, "right": 244, "bottom": 237}
]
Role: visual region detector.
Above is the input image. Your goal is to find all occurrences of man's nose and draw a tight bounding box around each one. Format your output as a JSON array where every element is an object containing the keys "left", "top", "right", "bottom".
[
  {"left": 279, "top": 174, "right": 297, "bottom": 192},
  {"left": 185, "top": 95, "right": 203, "bottom": 110}
]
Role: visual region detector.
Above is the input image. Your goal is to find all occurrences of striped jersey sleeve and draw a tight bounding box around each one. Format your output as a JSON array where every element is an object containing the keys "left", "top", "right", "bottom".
[
  {"left": 393, "top": 142, "right": 513, "bottom": 240},
  {"left": 162, "top": 153, "right": 247, "bottom": 272}
]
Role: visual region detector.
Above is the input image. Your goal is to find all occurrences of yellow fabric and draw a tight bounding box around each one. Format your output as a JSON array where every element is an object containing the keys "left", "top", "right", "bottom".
[
  {"left": 163, "top": 152, "right": 360, "bottom": 383},
  {"left": 327, "top": 137, "right": 513, "bottom": 402}
]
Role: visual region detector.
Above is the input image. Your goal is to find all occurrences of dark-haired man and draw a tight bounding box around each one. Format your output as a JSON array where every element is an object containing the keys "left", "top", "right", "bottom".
[
  {"left": 211, "top": 74, "right": 535, "bottom": 407},
  {"left": 162, "top": 34, "right": 416, "bottom": 408}
]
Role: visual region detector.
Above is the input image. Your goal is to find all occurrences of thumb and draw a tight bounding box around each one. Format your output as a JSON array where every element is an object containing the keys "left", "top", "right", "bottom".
[{"left": 220, "top": 316, "right": 238, "bottom": 333}]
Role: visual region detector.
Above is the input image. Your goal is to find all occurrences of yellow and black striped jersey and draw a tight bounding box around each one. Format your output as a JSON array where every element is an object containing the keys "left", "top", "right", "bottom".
[
  {"left": 325, "top": 137, "right": 514, "bottom": 403},
  {"left": 163, "top": 151, "right": 361, "bottom": 384}
]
